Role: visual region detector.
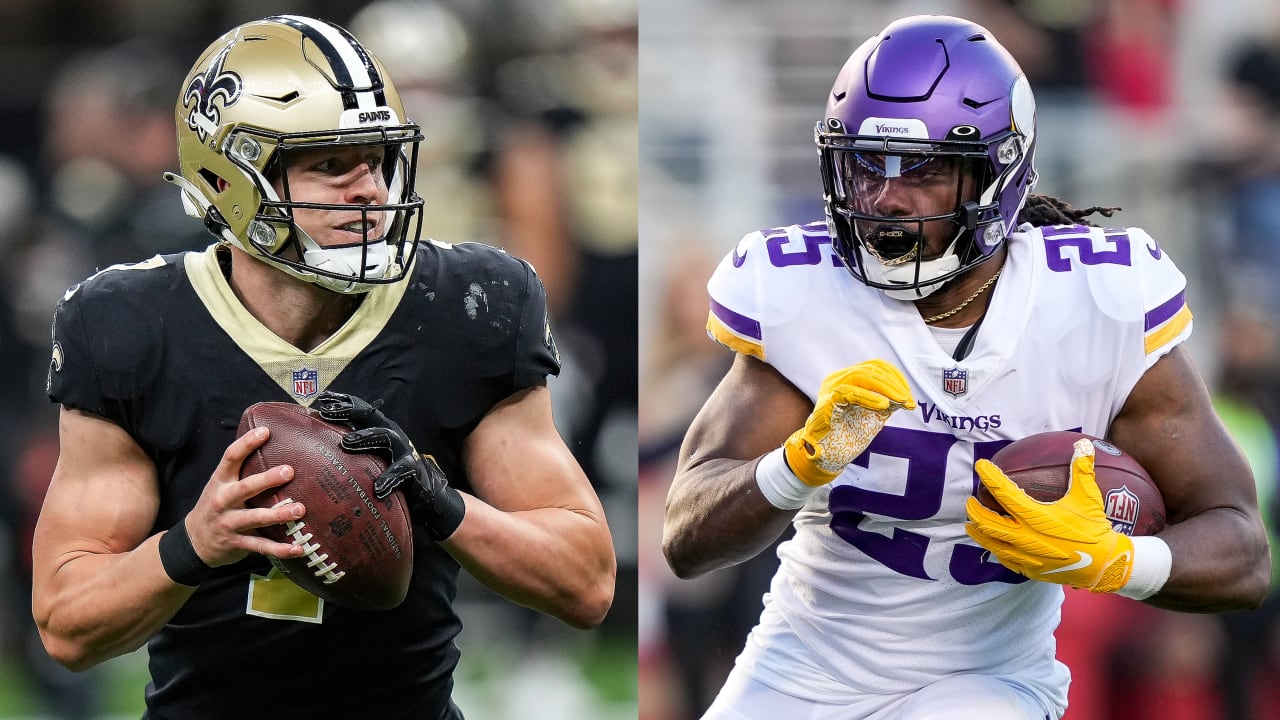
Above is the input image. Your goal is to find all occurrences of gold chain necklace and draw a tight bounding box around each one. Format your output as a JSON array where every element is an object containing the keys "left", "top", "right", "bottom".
[{"left": 923, "top": 268, "right": 1002, "bottom": 324}]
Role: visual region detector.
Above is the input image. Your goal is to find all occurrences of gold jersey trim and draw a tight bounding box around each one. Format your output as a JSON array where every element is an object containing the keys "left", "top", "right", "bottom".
[
  {"left": 707, "top": 310, "right": 765, "bottom": 361},
  {"left": 1144, "top": 303, "right": 1192, "bottom": 356},
  {"left": 185, "top": 245, "right": 412, "bottom": 403}
]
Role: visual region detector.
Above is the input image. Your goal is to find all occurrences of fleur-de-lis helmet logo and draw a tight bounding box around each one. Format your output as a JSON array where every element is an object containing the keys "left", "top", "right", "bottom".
[{"left": 182, "top": 44, "right": 243, "bottom": 144}]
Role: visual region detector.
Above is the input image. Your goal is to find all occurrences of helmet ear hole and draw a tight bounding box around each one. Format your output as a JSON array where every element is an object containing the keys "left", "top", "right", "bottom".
[{"left": 198, "top": 169, "right": 227, "bottom": 193}]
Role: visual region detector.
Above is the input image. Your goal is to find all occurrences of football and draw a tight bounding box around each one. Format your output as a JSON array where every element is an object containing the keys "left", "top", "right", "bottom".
[
  {"left": 237, "top": 401, "right": 413, "bottom": 611},
  {"left": 978, "top": 430, "right": 1167, "bottom": 536}
]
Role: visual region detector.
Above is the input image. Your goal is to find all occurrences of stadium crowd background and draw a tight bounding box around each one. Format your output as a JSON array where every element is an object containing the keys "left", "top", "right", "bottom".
[
  {"left": 0, "top": 0, "right": 638, "bottom": 718},
  {"left": 639, "top": 0, "right": 1280, "bottom": 719}
]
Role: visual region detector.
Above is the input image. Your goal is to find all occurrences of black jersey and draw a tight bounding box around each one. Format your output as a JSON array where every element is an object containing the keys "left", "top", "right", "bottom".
[{"left": 47, "top": 241, "right": 560, "bottom": 719}]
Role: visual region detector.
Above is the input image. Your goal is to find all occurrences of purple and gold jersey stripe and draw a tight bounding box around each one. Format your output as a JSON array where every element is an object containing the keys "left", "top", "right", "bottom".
[
  {"left": 1144, "top": 290, "right": 1185, "bottom": 331},
  {"left": 707, "top": 298, "right": 764, "bottom": 360},
  {"left": 1143, "top": 289, "right": 1192, "bottom": 355}
]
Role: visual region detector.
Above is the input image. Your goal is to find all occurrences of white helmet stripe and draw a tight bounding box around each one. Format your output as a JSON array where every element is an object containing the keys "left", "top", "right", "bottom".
[{"left": 273, "top": 15, "right": 382, "bottom": 110}]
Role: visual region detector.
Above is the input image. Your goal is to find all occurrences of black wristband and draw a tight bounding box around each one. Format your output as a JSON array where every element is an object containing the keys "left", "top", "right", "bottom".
[
  {"left": 158, "top": 518, "right": 214, "bottom": 587},
  {"left": 425, "top": 487, "right": 466, "bottom": 542}
]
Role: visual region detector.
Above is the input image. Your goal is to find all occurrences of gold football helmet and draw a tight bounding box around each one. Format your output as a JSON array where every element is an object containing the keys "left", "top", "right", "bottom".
[{"left": 165, "top": 15, "right": 424, "bottom": 293}]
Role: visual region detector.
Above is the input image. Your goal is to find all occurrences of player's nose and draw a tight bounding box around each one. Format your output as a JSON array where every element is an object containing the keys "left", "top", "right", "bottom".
[
  {"left": 343, "top": 163, "right": 385, "bottom": 204},
  {"left": 870, "top": 177, "right": 915, "bottom": 217}
]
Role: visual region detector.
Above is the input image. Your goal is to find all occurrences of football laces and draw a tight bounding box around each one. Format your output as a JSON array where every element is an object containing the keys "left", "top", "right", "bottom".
[{"left": 272, "top": 498, "right": 346, "bottom": 584}]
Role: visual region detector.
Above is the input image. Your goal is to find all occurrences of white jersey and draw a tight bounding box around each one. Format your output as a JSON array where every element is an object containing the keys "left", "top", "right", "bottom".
[{"left": 705, "top": 221, "right": 1191, "bottom": 714}]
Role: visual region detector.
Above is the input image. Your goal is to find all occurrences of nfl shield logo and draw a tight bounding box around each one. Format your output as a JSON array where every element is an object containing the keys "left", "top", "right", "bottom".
[
  {"left": 942, "top": 367, "right": 967, "bottom": 397},
  {"left": 1104, "top": 486, "right": 1140, "bottom": 536},
  {"left": 292, "top": 367, "right": 319, "bottom": 399}
]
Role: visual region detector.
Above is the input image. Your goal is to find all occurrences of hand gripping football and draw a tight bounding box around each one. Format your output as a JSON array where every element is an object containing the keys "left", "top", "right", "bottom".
[
  {"left": 977, "top": 430, "right": 1167, "bottom": 536},
  {"left": 237, "top": 402, "right": 413, "bottom": 611}
]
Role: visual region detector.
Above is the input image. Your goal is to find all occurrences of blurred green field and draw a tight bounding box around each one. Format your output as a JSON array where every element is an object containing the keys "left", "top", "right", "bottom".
[
  {"left": 0, "top": 649, "right": 147, "bottom": 719},
  {"left": 0, "top": 631, "right": 636, "bottom": 720}
]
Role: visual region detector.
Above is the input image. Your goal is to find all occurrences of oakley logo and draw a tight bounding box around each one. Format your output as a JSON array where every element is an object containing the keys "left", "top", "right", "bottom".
[{"left": 182, "top": 45, "right": 243, "bottom": 143}]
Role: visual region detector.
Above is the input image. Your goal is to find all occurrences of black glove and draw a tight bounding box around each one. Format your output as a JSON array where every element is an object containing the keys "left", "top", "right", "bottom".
[{"left": 313, "top": 391, "right": 466, "bottom": 541}]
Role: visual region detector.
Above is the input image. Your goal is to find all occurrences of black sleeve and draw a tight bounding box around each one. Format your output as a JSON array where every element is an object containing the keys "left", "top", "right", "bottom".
[
  {"left": 46, "top": 271, "right": 164, "bottom": 442},
  {"left": 512, "top": 259, "right": 561, "bottom": 388},
  {"left": 47, "top": 284, "right": 108, "bottom": 417}
]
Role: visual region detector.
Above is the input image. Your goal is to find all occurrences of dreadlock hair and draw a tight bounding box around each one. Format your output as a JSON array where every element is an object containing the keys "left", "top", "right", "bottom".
[{"left": 1017, "top": 194, "right": 1120, "bottom": 228}]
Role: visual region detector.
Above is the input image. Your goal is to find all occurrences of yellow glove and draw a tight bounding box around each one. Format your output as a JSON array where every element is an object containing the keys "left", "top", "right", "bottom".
[
  {"left": 783, "top": 359, "right": 916, "bottom": 486},
  {"left": 965, "top": 439, "right": 1135, "bottom": 593}
]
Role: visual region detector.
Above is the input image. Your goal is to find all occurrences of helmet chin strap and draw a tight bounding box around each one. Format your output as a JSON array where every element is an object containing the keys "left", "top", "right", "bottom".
[
  {"left": 234, "top": 216, "right": 398, "bottom": 295},
  {"left": 298, "top": 231, "right": 392, "bottom": 293}
]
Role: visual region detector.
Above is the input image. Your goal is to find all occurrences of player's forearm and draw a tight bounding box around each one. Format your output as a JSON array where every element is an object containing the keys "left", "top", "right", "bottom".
[
  {"left": 33, "top": 534, "right": 194, "bottom": 671},
  {"left": 442, "top": 496, "right": 616, "bottom": 629},
  {"left": 663, "top": 456, "right": 796, "bottom": 579},
  {"left": 1143, "top": 506, "right": 1271, "bottom": 612}
]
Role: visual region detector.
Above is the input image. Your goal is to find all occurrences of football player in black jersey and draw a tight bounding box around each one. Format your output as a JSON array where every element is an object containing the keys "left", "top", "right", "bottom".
[{"left": 31, "top": 15, "right": 615, "bottom": 719}]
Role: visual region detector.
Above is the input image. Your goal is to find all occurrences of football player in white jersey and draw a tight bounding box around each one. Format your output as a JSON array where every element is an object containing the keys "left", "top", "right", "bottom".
[{"left": 662, "top": 14, "right": 1270, "bottom": 720}]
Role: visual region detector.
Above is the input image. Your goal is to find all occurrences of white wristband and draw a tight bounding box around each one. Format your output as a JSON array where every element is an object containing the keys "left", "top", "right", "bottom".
[
  {"left": 755, "top": 447, "right": 820, "bottom": 510},
  {"left": 1116, "top": 535, "right": 1173, "bottom": 601}
]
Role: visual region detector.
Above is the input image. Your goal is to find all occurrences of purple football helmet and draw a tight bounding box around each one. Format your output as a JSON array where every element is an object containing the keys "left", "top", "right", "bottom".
[{"left": 816, "top": 15, "right": 1038, "bottom": 299}]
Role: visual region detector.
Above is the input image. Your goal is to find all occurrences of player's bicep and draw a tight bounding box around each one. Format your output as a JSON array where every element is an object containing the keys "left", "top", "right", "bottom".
[
  {"left": 33, "top": 408, "right": 159, "bottom": 577},
  {"left": 462, "top": 384, "right": 603, "bottom": 517},
  {"left": 677, "top": 353, "right": 811, "bottom": 473},
  {"left": 1109, "top": 346, "right": 1256, "bottom": 523}
]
